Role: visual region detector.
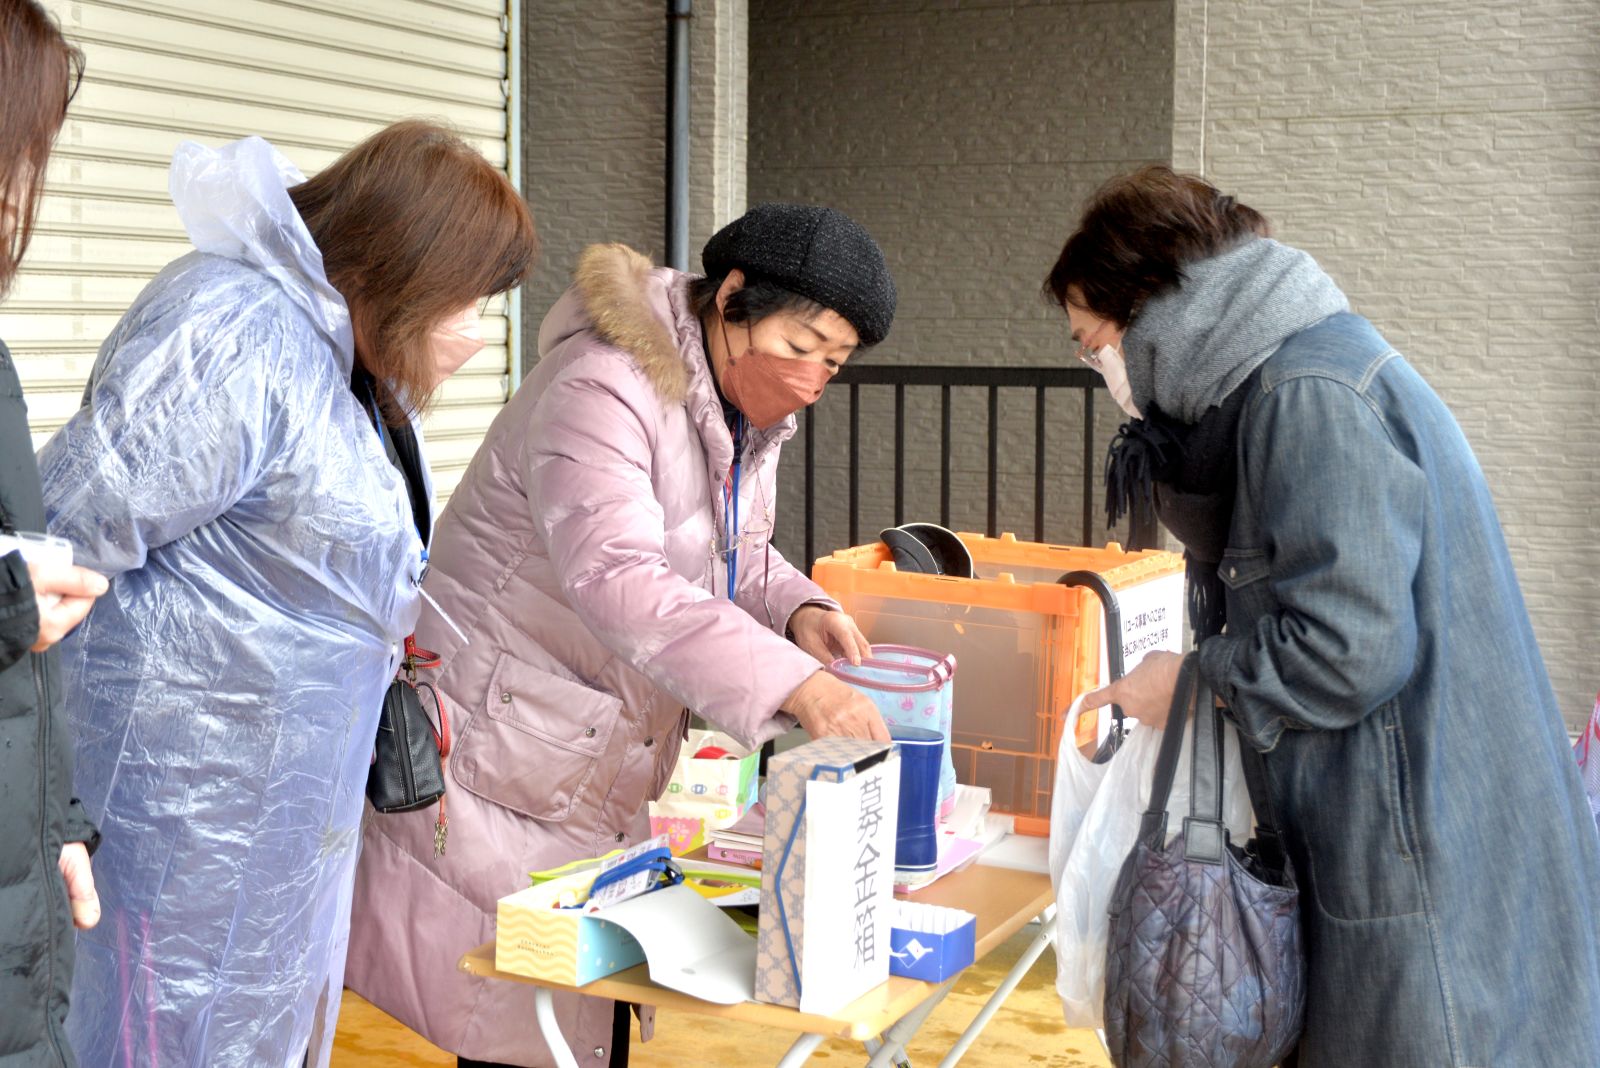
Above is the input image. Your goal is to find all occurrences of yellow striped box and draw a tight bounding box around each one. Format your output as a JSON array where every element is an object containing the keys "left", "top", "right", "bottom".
[{"left": 495, "top": 872, "right": 646, "bottom": 985}]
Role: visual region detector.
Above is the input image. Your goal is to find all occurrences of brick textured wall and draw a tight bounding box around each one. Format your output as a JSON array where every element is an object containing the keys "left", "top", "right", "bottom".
[
  {"left": 1173, "top": 0, "right": 1600, "bottom": 729},
  {"left": 748, "top": 0, "right": 1175, "bottom": 571},
  {"left": 520, "top": 0, "right": 746, "bottom": 359},
  {"left": 521, "top": 2, "right": 663, "bottom": 340}
]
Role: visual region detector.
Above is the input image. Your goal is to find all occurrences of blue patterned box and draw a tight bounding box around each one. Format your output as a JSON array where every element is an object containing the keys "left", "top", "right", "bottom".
[
  {"left": 888, "top": 902, "right": 976, "bottom": 983},
  {"left": 753, "top": 737, "right": 900, "bottom": 1015}
]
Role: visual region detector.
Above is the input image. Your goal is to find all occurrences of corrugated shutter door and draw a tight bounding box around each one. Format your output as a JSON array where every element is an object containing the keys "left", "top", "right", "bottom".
[{"left": 4, "top": 0, "right": 514, "bottom": 504}]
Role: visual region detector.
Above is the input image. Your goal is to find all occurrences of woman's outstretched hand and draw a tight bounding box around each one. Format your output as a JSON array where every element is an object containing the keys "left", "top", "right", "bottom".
[
  {"left": 28, "top": 562, "right": 107, "bottom": 652},
  {"left": 1080, "top": 650, "right": 1186, "bottom": 731},
  {"left": 58, "top": 842, "right": 100, "bottom": 930},
  {"left": 784, "top": 669, "right": 891, "bottom": 742},
  {"left": 788, "top": 605, "right": 872, "bottom": 666}
]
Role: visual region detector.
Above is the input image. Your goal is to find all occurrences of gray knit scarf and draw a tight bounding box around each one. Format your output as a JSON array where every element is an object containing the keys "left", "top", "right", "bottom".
[
  {"left": 1106, "top": 238, "right": 1349, "bottom": 638},
  {"left": 1121, "top": 238, "right": 1349, "bottom": 424}
]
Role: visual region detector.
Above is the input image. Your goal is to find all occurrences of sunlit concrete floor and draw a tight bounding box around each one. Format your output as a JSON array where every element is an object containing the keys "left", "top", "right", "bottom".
[{"left": 331, "top": 921, "right": 1109, "bottom": 1068}]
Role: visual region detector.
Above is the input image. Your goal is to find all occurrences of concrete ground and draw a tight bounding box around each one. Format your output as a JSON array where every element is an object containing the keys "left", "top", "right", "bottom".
[{"left": 331, "top": 921, "right": 1110, "bottom": 1067}]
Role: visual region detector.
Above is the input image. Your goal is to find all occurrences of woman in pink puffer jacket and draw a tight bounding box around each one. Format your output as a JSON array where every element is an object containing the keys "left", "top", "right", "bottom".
[{"left": 346, "top": 205, "right": 898, "bottom": 1068}]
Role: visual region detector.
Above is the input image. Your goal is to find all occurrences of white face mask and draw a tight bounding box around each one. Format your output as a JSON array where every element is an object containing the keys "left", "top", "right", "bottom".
[
  {"left": 430, "top": 304, "right": 485, "bottom": 387},
  {"left": 1080, "top": 344, "right": 1142, "bottom": 420}
]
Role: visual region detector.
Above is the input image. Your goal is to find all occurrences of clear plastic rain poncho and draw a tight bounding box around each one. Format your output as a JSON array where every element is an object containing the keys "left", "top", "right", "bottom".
[{"left": 38, "top": 137, "right": 426, "bottom": 1068}]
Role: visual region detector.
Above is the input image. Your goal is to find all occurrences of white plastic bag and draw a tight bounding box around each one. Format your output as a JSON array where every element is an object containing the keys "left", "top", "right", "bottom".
[{"left": 1048, "top": 693, "right": 1254, "bottom": 1028}]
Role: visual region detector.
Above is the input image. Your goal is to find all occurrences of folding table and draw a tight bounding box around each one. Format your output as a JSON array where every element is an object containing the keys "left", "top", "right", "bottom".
[{"left": 459, "top": 861, "right": 1054, "bottom": 1068}]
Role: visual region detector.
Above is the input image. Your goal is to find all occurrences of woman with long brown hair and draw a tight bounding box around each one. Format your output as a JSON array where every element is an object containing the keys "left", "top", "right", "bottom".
[
  {"left": 36, "top": 120, "right": 536, "bottom": 1066},
  {"left": 0, "top": 3, "right": 107, "bottom": 1066}
]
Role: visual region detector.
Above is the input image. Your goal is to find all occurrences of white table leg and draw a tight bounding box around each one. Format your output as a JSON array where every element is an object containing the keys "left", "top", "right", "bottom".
[
  {"left": 532, "top": 987, "right": 582, "bottom": 1068},
  {"left": 864, "top": 1036, "right": 915, "bottom": 1061},
  {"left": 775, "top": 1032, "right": 827, "bottom": 1068},
  {"left": 936, "top": 907, "right": 1056, "bottom": 1068},
  {"left": 864, "top": 980, "right": 956, "bottom": 1068},
  {"left": 864, "top": 1036, "right": 912, "bottom": 1068}
]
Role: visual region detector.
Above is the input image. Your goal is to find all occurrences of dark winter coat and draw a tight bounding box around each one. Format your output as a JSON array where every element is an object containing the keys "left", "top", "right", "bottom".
[
  {"left": 0, "top": 338, "right": 98, "bottom": 1068},
  {"left": 1198, "top": 313, "right": 1600, "bottom": 1067}
]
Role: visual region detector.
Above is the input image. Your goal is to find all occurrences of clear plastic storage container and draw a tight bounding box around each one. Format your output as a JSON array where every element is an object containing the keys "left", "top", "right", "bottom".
[{"left": 812, "top": 532, "right": 1184, "bottom": 835}]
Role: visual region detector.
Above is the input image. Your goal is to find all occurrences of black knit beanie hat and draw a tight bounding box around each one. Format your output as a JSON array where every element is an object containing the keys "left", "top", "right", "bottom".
[{"left": 701, "top": 203, "right": 897, "bottom": 346}]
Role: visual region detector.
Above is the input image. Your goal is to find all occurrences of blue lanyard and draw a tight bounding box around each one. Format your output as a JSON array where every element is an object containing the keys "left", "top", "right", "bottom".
[{"left": 723, "top": 416, "right": 744, "bottom": 601}]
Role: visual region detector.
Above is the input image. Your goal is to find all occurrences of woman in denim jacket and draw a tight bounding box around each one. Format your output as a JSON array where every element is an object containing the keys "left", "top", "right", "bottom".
[{"left": 1061, "top": 167, "right": 1600, "bottom": 1067}]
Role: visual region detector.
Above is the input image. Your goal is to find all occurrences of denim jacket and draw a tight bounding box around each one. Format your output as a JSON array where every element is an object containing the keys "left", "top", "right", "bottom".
[{"left": 1198, "top": 313, "right": 1600, "bottom": 1067}]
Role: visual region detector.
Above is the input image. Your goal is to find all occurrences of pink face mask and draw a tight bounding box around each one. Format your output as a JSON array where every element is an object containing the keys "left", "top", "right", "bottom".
[
  {"left": 430, "top": 304, "right": 485, "bottom": 386},
  {"left": 721, "top": 344, "right": 832, "bottom": 430}
]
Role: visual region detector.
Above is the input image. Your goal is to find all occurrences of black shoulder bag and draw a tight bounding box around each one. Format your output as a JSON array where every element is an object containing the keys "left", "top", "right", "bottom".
[
  {"left": 369, "top": 638, "right": 449, "bottom": 819},
  {"left": 1103, "top": 654, "right": 1305, "bottom": 1067}
]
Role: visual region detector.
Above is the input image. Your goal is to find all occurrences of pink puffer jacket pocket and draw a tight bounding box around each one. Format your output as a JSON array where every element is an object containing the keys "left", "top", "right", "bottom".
[{"left": 451, "top": 651, "right": 622, "bottom": 823}]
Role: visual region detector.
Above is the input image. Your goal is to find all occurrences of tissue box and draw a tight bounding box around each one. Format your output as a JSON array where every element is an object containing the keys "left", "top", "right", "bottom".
[
  {"left": 495, "top": 870, "right": 645, "bottom": 986},
  {"left": 754, "top": 737, "right": 900, "bottom": 1016},
  {"left": 888, "top": 902, "right": 976, "bottom": 983}
]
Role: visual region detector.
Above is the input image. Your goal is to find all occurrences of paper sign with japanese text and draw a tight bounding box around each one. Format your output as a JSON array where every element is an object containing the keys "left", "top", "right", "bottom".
[
  {"left": 754, "top": 737, "right": 900, "bottom": 1015},
  {"left": 798, "top": 753, "right": 899, "bottom": 1014}
]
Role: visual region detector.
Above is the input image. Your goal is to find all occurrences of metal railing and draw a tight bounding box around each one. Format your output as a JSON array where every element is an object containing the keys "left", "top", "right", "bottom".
[{"left": 800, "top": 363, "right": 1153, "bottom": 562}]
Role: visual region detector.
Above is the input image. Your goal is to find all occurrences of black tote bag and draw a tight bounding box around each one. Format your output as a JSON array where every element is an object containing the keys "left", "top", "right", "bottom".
[{"left": 1103, "top": 655, "right": 1305, "bottom": 1068}]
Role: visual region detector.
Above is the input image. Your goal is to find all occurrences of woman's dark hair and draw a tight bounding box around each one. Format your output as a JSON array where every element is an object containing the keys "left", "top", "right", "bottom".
[
  {"left": 289, "top": 120, "right": 537, "bottom": 421},
  {"left": 0, "top": 0, "right": 84, "bottom": 297},
  {"left": 1044, "top": 165, "right": 1271, "bottom": 327},
  {"left": 687, "top": 271, "right": 827, "bottom": 332}
]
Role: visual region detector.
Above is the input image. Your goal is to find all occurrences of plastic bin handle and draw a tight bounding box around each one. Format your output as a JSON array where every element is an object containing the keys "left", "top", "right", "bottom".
[{"left": 1057, "top": 570, "right": 1127, "bottom": 753}]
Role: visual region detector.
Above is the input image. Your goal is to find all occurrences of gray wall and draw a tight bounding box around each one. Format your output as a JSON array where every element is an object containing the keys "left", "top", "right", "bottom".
[
  {"left": 748, "top": 0, "right": 1175, "bottom": 566},
  {"left": 1172, "top": 0, "right": 1600, "bottom": 729},
  {"left": 520, "top": 0, "right": 747, "bottom": 356}
]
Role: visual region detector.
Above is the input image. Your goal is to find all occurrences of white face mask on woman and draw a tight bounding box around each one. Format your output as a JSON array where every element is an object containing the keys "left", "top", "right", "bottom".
[
  {"left": 1080, "top": 343, "right": 1142, "bottom": 420},
  {"left": 429, "top": 304, "right": 485, "bottom": 387}
]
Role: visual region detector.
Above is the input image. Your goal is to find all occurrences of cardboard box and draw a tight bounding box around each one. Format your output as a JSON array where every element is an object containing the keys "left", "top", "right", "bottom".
[
  {"left": 754, "top": 737, "right": 900, "bottom": 1016},
  {"left": 888, "top": 902, "right": 976, "bottom": 983},
  {"left": 494, "top": 870, "right": 645, "bottom": 986}
]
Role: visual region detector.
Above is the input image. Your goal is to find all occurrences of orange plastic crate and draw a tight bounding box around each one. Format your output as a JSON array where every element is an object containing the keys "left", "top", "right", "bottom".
[{"left": 812, "top": 532, "right": 1184, "bottom": 836}]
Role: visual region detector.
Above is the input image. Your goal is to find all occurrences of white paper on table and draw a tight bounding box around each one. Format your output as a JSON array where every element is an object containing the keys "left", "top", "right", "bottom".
[
  {"left": 945, "top": 784, "right": 992, "bottom": 840},
  {"left": 597, "top": 884, "right": 757, "bottom": 1005},
  {"left": 979, "top": 831, "right": 1051, "bottom": 875},
  {"left": 797, "top": 758, "right": 899, "bottom": 1016}
]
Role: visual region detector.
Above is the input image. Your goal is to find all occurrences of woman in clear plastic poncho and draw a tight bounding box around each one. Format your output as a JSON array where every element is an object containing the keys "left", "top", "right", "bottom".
[{"left": 37, "top": 121, "right": 537, "bottom": 1068}]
